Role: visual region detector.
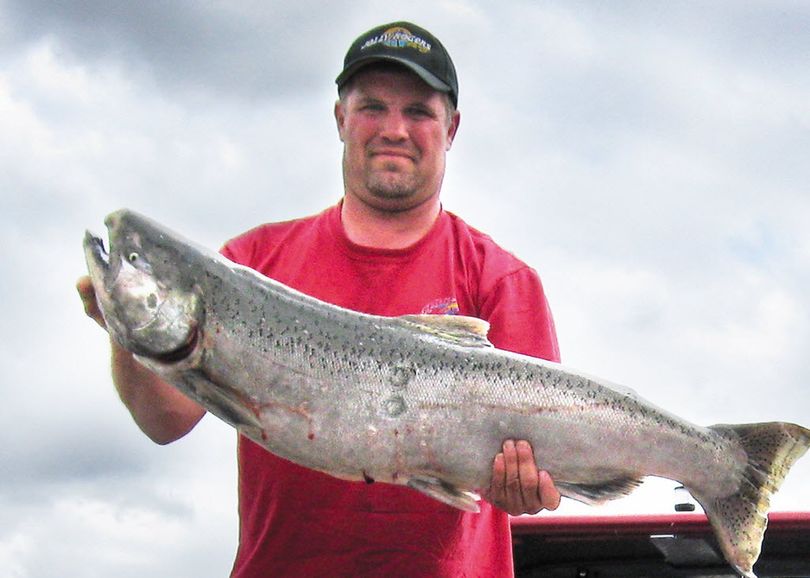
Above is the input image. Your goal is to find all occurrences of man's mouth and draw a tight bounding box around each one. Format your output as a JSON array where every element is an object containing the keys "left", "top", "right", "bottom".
[{"left": 370, "top": 149, "right": 414, "bottom": 161}]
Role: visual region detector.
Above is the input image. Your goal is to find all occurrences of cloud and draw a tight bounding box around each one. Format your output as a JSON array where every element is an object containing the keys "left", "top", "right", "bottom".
[{"left": 2, "top": 0, "right": 353, "bottom": 100}]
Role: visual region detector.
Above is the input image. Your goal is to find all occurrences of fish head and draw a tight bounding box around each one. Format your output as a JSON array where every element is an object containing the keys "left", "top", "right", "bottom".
[{"left": 84, "top": 209, "right": 202, "bottom": 361}]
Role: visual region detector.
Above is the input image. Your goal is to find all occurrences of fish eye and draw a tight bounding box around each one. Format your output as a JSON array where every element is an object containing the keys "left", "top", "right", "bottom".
[{"left": 128, "top": 252, "right": 139, "bottom": 263}]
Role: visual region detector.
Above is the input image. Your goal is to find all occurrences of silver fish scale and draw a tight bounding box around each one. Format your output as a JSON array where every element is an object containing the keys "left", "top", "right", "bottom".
[{"left": 202, "top": 272, "right": 739, "bottom": 495}]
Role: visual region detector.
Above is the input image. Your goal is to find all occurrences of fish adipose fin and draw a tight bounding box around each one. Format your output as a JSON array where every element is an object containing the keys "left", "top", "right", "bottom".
[
  {"left": 556, "top": 476, "right": 644, "bottom": 506},
  {"left": 687, "top": 422, "right": 810, "bottom": 578},
  {"left": 407, "top": 476, "right": 481, "bottom": 512},
  {"left": 399, "top": 314, "right": 493, "bottom": 348}
]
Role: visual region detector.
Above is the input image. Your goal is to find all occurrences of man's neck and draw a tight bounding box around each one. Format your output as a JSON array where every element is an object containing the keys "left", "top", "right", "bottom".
[{"left": 340, "top": 195, "right": 441, "bottom": 250}]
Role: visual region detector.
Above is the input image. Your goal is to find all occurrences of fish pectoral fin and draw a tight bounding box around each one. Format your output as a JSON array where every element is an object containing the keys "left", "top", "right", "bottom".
[
  {"left": 407, "top": 476, "right": 481, "bottom": 512},
  {"left": 399, "top": 314, "right": 493, "bottom": 348},
  {"left": 556, "top": 476, "right": 644, "bottom": 506}
]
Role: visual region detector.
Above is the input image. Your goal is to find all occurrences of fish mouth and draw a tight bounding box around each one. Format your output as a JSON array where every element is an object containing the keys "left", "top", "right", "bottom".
[
  {"left": 83, "top": 230, "right": 110, "bottom": 273},
  {"left": 83, "top": 209, "right": 126, "bottom": 276}
]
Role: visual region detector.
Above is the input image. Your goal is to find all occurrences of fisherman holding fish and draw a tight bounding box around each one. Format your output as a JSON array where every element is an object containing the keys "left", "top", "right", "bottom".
[
  {"left": 79, "top": 21, "right": 564, "bottom": 577},
  {"left": 79, "top": 18, "right": 810, "bottom": 578}
]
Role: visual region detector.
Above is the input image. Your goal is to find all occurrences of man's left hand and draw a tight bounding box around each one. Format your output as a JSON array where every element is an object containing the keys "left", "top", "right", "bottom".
[{"left": 486, "top": 439, "right": 561, "bottom": 515}]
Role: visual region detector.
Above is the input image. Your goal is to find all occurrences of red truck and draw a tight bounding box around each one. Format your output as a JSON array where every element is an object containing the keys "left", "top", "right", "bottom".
[{"left": 512, "top": 511, "right": 810, "bottom": 577}]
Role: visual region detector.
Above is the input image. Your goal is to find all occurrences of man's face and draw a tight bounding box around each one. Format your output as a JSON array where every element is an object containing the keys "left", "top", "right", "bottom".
[{"left": 335, "top": 67, "right": 460, "bottom": 213}]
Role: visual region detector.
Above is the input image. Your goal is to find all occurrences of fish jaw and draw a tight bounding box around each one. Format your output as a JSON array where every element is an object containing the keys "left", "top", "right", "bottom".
[
  {"left": 83, "top": 230, "right": 110, "bottom": 291},
  {"left": 83, "top": 229, "right": 118, "bottom": 328},
  {"left": 83, "top": 217, "right": 201, "bottom": 362}
]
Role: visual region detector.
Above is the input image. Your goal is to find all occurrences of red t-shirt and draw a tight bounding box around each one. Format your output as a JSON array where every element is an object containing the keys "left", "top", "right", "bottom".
[{"left": 221, "top": 203, "right": 559, "bottom": 578}]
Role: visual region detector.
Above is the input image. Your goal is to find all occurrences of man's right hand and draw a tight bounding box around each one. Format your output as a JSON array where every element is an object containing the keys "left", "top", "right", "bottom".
[{"left": 76, "top": 275, "right": 106, "bottom": 329}]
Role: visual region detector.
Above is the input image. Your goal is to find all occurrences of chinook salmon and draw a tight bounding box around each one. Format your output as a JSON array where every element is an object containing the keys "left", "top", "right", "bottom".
[{"left": 84, "top": 209, "right": 809, "bottom": 578}]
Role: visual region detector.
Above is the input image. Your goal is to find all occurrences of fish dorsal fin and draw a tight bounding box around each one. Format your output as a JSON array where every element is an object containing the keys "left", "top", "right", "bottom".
[{"left": 399, "top": 314, "right": 493, "bottom": 348}]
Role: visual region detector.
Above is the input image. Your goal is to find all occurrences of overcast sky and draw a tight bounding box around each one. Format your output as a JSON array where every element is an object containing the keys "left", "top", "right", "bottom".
[{"left": 2, "top": 1, "right": 808, "bottom": 577}]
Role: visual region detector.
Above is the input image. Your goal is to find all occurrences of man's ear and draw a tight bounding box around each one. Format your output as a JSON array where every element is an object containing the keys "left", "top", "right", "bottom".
[
  {"left": 334, "top": 100, "right": 346, "bottom": 142},
  {"left": 446, "top": 109, "right": 461, "bottom": 151}
]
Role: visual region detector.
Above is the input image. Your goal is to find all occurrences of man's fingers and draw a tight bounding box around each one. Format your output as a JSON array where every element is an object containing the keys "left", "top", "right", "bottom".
[
  {"left": 487, "top": 451, "right": 505, "bottom": 503},
  {"left": 502, "top": 439, "right": 524, "bottom": 515},
  {"left": 76, "top": 276, "right": 106, "bottom": 328},
  {"left": 516, "top": 440, "right": 542, "bottom": 514},
  {"left": 538, "top": 469, "right": 562, "bottom": 511},
  {"left": 488, "top": 439, "right": 562, "bottom": 516}
]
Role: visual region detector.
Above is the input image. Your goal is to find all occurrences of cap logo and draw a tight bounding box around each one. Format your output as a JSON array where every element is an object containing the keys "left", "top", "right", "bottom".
[{"left": 360, "top": 26, "right": 431, "bottom": 54}]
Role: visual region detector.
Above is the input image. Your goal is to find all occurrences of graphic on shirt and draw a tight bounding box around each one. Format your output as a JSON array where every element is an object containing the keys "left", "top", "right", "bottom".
[{"left": 421, "top": 297, "right": 459, "bottom": 316}]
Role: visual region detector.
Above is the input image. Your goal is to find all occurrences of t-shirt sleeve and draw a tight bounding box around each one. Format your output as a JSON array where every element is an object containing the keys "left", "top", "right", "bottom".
[
  {"left": 220, "top": 229, "right": 257, "bottom": 266},
  {"left": 479, "top": 267, "right": 560, "bottom": 363}
]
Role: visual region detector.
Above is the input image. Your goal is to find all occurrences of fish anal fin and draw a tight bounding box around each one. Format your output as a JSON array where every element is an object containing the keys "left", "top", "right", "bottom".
[
  {"left": 407, "top": 476, "right": 481, "bottom": 512},
  {"left": 556, "top": 476, "right": 644, "bottom": 506},
  {"left": 399, "top": 314, "right": 492, "bottom": 348}
]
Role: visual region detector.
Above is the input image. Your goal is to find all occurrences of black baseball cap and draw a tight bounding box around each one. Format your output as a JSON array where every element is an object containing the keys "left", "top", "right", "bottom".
[{"left": 336, "top": 21, "right": 459, "bottom": 107}]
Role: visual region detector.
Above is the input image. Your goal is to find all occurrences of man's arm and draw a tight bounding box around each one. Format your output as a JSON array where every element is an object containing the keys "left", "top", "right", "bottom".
[{"left": 77, "top": 276, "right": 205, "bottom": 445}]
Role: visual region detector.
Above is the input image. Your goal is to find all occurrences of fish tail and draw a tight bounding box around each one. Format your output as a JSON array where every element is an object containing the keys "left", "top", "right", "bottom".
[{"left": 689, "top": 422, "right": 810, "bottom": 578}]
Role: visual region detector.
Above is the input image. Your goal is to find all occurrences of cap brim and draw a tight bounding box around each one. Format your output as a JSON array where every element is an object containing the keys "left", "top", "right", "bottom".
[{"left": 336, "top": 55, "right": 451, "bottom": 94}]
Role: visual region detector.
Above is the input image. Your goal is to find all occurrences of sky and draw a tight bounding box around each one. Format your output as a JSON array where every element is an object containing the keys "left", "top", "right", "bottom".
[{"left": 1, "top": 1, "right": 809, "bottom": 576}]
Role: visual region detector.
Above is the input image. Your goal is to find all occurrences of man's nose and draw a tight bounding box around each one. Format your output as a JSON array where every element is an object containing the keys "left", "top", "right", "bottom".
[{"left": 379, "top": 111, "right": 408, "bottom": 142}]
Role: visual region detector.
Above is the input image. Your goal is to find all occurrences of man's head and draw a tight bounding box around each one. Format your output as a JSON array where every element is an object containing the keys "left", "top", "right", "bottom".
[{"left": 334, "top": 23, "right": 461, "bottom": 214}]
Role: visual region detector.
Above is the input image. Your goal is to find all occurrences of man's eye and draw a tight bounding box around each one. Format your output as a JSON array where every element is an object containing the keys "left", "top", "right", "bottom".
[{"left": 407, "top": 107, "right": 432, "bottom": 118}]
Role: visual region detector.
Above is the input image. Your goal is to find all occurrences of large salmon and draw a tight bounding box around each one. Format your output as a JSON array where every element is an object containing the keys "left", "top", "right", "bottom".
[{"left": 84, "top": 209, "right": 809, "bottom": 578}]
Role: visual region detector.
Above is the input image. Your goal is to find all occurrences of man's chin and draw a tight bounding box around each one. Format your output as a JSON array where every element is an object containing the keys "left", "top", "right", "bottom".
[{"left": 366, "top": 176, "right": 418, "bottom": 200}]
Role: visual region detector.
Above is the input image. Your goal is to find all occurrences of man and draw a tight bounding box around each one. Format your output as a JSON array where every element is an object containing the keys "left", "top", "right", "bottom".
[{"left": 78, "top": 21, "right": 561, "bottom": 577}]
